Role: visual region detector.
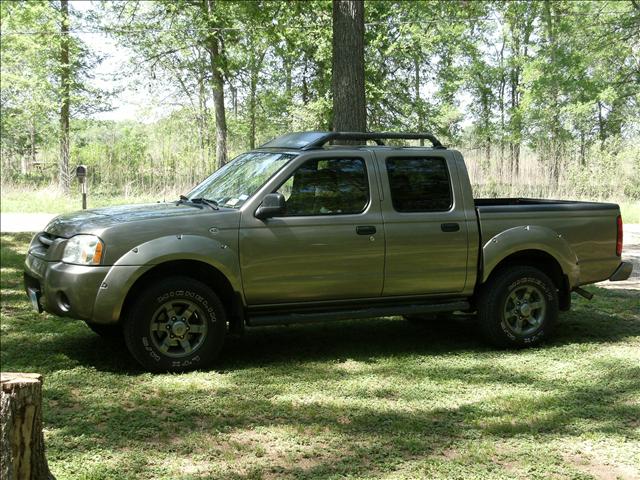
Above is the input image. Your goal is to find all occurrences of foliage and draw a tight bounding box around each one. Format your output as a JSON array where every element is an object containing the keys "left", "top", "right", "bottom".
[
  {"left": 1, "top": 0, "right": 639, "bottom": 200},
  {"left": 0, "top": 0, "right": 110, "bottom": 188}
]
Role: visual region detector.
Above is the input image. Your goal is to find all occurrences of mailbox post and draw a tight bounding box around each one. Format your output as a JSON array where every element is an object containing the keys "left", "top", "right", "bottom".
[{"left": 75, "top": 165, "right": 88, "bottom": 210}]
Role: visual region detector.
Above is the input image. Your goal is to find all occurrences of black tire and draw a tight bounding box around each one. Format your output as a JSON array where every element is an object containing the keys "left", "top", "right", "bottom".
[
  {"left": 85, "top": 321, "right": 123, "bottom": 339},
  {"left": 478, "top": 266, "right": 558, "bottom": 347},
  {"left": 123, "top": 276, "right": 226, "bottom": 372}
]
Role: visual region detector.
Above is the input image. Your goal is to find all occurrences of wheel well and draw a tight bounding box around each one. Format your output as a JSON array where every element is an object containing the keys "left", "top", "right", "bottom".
[
  {"left": 485, "top": 249, "right": 571, "bottom": 310},
  {"left": 119, "top": 260, "right": 244, "bottom": 330}
]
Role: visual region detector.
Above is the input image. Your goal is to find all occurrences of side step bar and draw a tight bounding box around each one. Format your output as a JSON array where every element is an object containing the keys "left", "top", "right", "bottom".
[{"left": 247, "top": 300, "right": 471, "bottom": 327}]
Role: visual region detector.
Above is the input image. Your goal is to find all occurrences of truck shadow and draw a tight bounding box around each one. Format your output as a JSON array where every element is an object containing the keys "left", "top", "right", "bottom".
[{"left": 16, "top": 298, "right": 640, "bottom": 375}]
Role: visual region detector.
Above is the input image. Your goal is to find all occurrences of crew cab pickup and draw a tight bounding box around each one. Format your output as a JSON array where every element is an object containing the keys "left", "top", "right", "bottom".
[{"left": 24, "top": 131, "right": 633, "bottom": 372}]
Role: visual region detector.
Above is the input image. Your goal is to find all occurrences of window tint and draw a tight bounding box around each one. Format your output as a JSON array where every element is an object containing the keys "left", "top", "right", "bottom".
[
  {"left": 386, "top": 157, "right": 452, "bottom": 212},
  {"left": 276, "top": 158, "right": 369, "bottom": 216}
]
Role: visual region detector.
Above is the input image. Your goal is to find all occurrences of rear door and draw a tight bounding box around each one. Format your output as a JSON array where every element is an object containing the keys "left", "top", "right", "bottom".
[
  {"left": 239, "top": 150, "right": 385, "bottom": 305},
  {"left": 373, "top": 151, "right": 469, "bottom": 295}
]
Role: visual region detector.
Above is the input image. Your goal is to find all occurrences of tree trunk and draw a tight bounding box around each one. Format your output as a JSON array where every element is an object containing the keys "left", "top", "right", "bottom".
[
  {"left": 249, "top": 74, "right": 257, "bottom": 150},
  {"left": 248, "top": 50, "right": 265, "bottom": 150},
  {"left": 413, "top": 53, "right": 424, "bottom": 146},
  {"left": 301, "top": 60, "right": 309, "bottom": 106},
  {"left": 59, "top": 0, "right": 71, "bottom": 194},
  {"left": 1, "top": 373, "right": 55, "bottom": 480},
  {"left": 332, "top": 0, "right": 366, "bottom": 133},
  {"left": 543, "top": 0, "right": 561, "bottom": 185},
  {"left": 203, "top": 0, "right": 228, "bottom": 169},
  {"left": 197, "top": 75, "right": 207, "bottom": 178},
  {"left": 28, "top": 121, "right": 36, "bottom": 174},
  {"left": 508, "top": 3, "right": 534, "bottom": 179},
  {"left": 498, "top": 35, "right": 506, "bottom": 167}
]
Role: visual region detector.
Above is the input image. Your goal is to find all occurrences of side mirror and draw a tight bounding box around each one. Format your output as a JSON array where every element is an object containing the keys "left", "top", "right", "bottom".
[{"left": 255, "top": 193, "right": 286, "bottom": 220}]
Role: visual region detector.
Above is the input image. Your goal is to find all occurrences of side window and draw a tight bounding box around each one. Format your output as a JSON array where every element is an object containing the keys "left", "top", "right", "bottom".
[
  {"left": 276, "top": 158, "right": 369, "bottom": 216},
  {"left": 386, "top": 157, "right": 452, "bottom": 212}
]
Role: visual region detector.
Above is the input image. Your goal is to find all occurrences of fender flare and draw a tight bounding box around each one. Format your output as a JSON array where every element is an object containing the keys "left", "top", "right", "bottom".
[
  {"left": 92, "top": 235, "right": 241, "bottom": 324},
  {"left": 482, "top": 225, "right": 580, "bottom": 286}
]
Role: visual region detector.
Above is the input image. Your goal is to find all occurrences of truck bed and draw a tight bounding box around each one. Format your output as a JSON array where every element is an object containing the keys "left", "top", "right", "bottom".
[{"left": 474, "top": 198, "right": 621, "bottom": 286}]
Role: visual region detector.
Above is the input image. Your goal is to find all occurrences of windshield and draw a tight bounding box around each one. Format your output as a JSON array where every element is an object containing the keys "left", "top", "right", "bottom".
[{"left": 186, "top": 151, "right": 296, "bottom": 209}]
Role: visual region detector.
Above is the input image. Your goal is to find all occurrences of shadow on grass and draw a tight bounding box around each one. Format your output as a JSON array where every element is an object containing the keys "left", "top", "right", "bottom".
[{"left": 41, "top": 354, "right": 640, "bottom": 479}]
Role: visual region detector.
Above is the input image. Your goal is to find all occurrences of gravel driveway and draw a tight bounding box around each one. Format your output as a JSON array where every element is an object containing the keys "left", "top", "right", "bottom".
[{"left": 598, "top": 223, "right": 640, "bottom": 291}]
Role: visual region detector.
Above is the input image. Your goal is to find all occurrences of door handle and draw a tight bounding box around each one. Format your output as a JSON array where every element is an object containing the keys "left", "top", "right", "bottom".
[
  {"left": 441, "top": 223, "right": 460, "bottom": 232},
  {"left": 356, "top": 225, "right": 376, "bottom": 235}
]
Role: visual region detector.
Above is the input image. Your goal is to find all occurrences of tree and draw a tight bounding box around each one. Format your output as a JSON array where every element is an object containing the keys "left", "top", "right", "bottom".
[
  {"left": 0, "top": 1, "right": 58, "bottom": 176},
  {"left": 332, "top": 0, "right": 366, "bottom": 132},
  {"left": 1, "top": 373, "right": 55, "bottom": 480},
  {"left": 59, "top": 0, "right": 71, "bottom": 193},
  {"left": 1, "top": 1, "right": 109, "bottom": 189},
  {"left": 202, "top": 0, "right": 228, "bottom": 166},
  {"left": 104, "top": 0, "right": 236, "bottom": 168}
]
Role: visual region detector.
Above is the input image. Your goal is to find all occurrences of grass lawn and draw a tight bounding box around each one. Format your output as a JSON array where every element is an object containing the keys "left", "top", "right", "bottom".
[
  {"left": 621, "top": 201, "right": 640, "bottom": 224},
  {"left": 1, "top": 233, "right": 639, "bottom": 479},
  {"left": 0, "top": 188, "right": 169, "bottom": 214}
]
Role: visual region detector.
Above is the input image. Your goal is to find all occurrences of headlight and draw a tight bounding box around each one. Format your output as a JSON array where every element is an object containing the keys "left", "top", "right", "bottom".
[{"left": 62, "top": 235, "right": 104, "bottom": 265}]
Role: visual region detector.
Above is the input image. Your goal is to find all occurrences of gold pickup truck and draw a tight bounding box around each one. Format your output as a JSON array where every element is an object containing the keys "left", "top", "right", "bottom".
[{"left": 24, "top": 131, "right": 633, "bottom": 372}]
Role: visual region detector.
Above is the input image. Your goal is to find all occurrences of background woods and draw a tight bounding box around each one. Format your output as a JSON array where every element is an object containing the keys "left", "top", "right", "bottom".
[{"left": 1, "top": 0, "right": 639, "bottom": 201}]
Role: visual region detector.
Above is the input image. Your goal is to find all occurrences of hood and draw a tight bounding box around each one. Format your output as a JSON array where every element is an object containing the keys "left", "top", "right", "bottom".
[{"left": 44, "top": 203, "right": 211, "bottom": 238}]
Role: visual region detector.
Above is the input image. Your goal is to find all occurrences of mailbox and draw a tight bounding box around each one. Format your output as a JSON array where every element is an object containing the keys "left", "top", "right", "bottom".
[
  {"left": 75, "top": 165, "right": 88, "bottom": 209},
  {"left": 75, "top": 165, "right": 88, "bottom": 183}
]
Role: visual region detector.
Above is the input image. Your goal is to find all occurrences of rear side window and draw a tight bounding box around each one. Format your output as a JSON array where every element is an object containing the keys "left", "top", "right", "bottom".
[
  {"left": 386, "top": 157, "right": 452, "bottom": 212},
  {"left": 276, "top": 157, "right": 369, "bottom": 216}
]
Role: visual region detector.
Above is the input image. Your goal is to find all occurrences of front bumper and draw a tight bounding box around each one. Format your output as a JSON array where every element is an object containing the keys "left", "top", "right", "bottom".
[
  {"left": 24, "top": 253, "right": 110, "bottom": 320},
  {"left": 609, "top": 261, "right": 633, "bottom": 282}
]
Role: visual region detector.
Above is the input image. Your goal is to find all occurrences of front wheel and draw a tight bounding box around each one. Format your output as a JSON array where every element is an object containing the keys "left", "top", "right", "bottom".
[
  {"left": 123, "top": 277, "right": 226, "bottom": 372},
  {"left": 478, "top": 266, "right": 558, "bottom": 347}
]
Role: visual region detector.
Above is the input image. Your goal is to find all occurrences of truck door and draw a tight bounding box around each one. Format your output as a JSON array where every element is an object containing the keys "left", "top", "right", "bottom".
[
  {"left": 373, "top": 151, "right": 469, "bottom": 295},
  {"left": 239, "top": 151, "right": 385, "bottom": 305}
]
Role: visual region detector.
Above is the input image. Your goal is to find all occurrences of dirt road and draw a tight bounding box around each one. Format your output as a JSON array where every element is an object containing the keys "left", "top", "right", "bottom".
[
  {"left": 0, "top": 213, "right": 56, "bottom": 233},
  {"left": 598, "top": 223, "right": 640, "bottom": 290}
]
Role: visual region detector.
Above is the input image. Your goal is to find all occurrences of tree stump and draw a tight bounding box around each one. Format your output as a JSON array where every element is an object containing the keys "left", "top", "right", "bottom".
[{"left": 1, "top": 373, "right": 54, "bottom": 480}]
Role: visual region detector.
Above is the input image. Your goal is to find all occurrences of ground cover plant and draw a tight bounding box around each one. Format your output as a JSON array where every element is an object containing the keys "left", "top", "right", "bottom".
[{"left": 1, "top": 232, "right": 638, "bottom": 479}]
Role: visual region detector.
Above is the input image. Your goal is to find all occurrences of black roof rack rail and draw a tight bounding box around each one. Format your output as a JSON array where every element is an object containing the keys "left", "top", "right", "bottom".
[{"left": 300, "top": 131, "right": 445, "bottom": 150}]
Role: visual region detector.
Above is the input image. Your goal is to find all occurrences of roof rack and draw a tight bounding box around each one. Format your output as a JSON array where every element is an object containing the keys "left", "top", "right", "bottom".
[
  {"left": 259, "top": 131, "right": 445, "bottom": 150},
  {"left": 301, "top": 131, "right": 445, "bottom": 150}
]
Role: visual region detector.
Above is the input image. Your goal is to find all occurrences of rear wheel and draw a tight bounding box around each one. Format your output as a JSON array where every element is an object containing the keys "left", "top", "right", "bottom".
[
  {"left": 123, "top": 277, "right": 226, "bottom": 372},
  {"left": 478, "top": 266, "right": 558, "bottom": 347}
]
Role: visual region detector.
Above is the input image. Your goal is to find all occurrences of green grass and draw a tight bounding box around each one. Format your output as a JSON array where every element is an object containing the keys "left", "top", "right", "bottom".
[
  {"left": 1, "top": 232, "right": 639, "bottom": 479},
  {"left": 620, "top": 201, "right": 640, "bottom": 224},
  {"left": 0, "top": 188, "right": 170, "bottom": 214}
]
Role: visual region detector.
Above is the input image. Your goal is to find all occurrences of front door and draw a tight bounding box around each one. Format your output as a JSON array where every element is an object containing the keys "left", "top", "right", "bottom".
[{"left": 239, "top": 151, "right": 385, "bottom": 305}]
